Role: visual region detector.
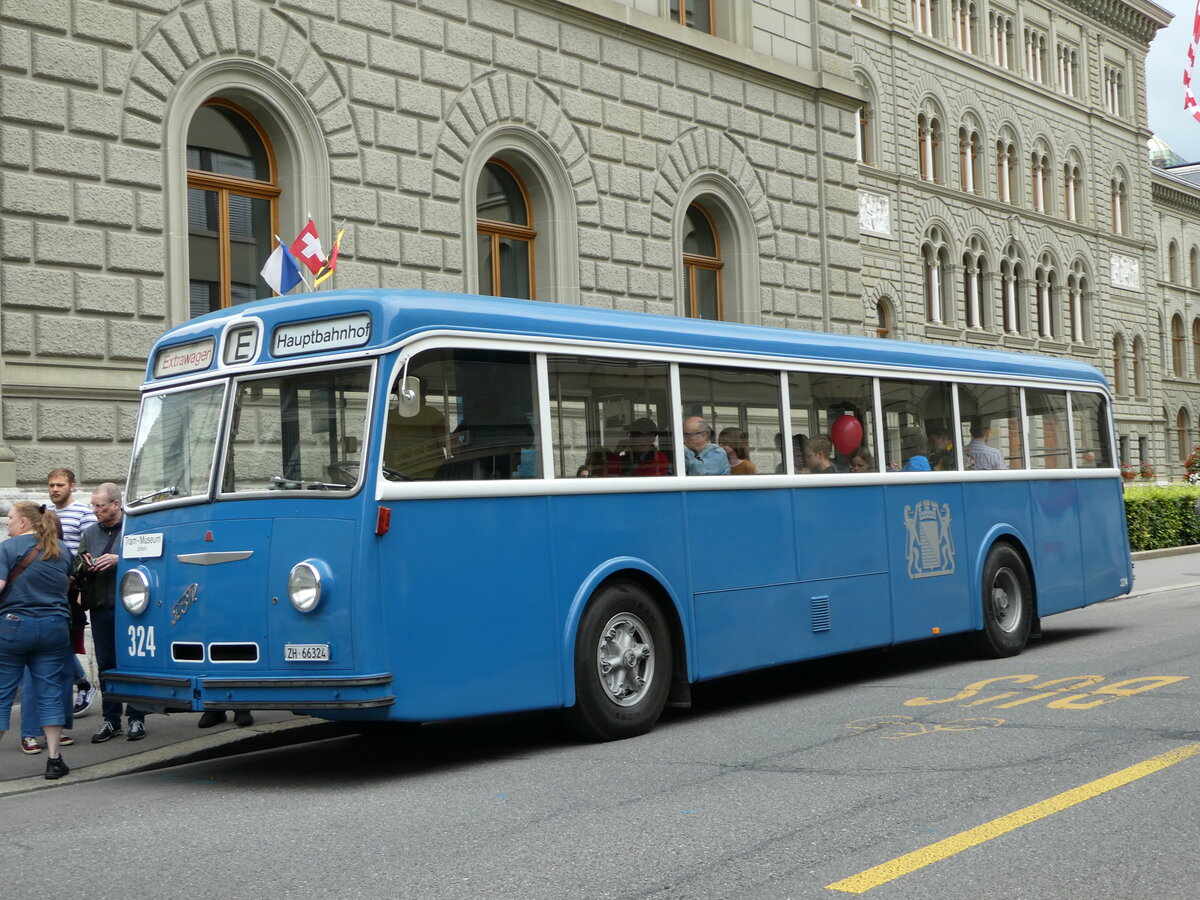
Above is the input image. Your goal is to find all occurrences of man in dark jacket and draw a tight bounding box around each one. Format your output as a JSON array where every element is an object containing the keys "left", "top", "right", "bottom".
[{"left": 78, "top": 483, "right": 148, "bottom": 743}]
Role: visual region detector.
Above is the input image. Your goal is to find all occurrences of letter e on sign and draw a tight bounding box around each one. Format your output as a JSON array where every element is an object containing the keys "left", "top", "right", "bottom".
[{"left": 224, "top": 324, "right": 260, "bottom": 365}]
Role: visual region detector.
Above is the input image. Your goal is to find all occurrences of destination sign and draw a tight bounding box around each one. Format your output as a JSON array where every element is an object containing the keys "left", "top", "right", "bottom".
[
  {"left": 272, "top": 314, "right": 371, "bottom": 357},
  {"left": 154, "top": 339, "right": 215, "bottom": 378}
]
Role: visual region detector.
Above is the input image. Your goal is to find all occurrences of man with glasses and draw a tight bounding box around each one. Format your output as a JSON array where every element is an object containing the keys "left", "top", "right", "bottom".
[
  {"left": 682, "top": 416, "right": 730, "bottom": 475},
  {"left": 78, "top": 484, "right": 148, "bottom": 743}
]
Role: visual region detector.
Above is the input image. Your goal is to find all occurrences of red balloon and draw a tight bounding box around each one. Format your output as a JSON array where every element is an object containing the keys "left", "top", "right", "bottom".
[{"left": 831, "top": 414, "right": 863, "bottom": 458}]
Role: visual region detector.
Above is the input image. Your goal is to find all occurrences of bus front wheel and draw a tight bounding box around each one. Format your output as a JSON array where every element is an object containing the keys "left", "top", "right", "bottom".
[
  {"left": 569, "top": 581, "right": 672, "bottom": 741},
  {"left": 971, "top": 544, "right": 1032, "bottom": 658}
]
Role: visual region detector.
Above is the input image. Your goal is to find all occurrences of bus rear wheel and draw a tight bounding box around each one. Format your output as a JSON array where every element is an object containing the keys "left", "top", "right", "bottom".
[
  {"left": 971, "top": 544, "right": 1032, "bottom": 658},
  {"left": 569, "top": 581, "right": 672, "bottom": 741}
]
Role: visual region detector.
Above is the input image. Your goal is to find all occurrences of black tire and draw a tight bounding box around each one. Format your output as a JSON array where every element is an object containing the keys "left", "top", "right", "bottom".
[
  {"left": 568, "top": 581, "right": 673, "bottom": 741},
  {"left": 970, "top": 544, "right": 1033, "bottom": 658}
]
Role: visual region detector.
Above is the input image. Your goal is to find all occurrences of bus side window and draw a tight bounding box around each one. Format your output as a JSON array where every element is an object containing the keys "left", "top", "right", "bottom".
[
  {"left": 959, "top": 384, "right": 1022, "bottom": 469},
  {"left": 679, "top": 364, "right": 785, "bottom": 476},
  {"left": 547, "top": 355, "right": 672, "bottom": 478},
  {"left": 879, "top": 379, "right": 954, "bottom": 472},
  {"left": 393, "top": 348, "right": 540, "bottom": 481},
  {"left": 790, "top": 371, "right": 875, "bottom": 473},
  {"left": 1070, "top": 392, "right": 1112, "bottom": 468},
  {"left": 1025, "top": 388, "right": 1070, "bottom": 469}
]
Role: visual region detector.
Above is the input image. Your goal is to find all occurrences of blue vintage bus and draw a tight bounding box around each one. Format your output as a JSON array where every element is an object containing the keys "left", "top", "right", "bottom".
[{"left": 106, "top": 290, "right": 1130, "bottom": 740}]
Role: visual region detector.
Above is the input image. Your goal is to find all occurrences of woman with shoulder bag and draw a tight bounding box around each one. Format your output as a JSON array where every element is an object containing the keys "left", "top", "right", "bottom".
[{"left": 0, "top": 502, "right": 74, "bottom": 779}]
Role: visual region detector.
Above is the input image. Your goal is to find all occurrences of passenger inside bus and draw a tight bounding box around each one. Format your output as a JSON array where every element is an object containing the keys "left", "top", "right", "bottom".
[
  {"left": 718, "top": 427, "right": 757, "bottom": 475},
  {"left": 577, "top": 448, "right": 621, "bottom": 477},
  {"left": 617, "top": 418, "right": 670, "bottom": 476},
  {"left": 682, "top": 417, "right": 730, "bottom": 475},
  {"left": 803, "top": 435, "right": 835, "bottom": 473},
  {"left": 848, "top": 446, "right": 874, "bottom": 472}
]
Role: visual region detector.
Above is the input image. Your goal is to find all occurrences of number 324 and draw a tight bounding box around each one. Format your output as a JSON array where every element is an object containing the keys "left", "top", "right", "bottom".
[{"left": 127, "top": 624, "right": 156, "bottom": 658}]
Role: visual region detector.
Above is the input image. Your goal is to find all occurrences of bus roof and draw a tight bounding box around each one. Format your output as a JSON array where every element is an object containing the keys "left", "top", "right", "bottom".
[{"left": 147, "top": 289, "right": 1110, "bottom": 389}]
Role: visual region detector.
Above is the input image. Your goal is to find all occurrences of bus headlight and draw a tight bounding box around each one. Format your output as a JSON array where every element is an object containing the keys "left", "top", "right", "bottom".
[
  {"left": 121, "top": 569, "right": 151, "bottom": 615},
  {"left": 288, "top": 562, "right": 323, "bottom": 613}
]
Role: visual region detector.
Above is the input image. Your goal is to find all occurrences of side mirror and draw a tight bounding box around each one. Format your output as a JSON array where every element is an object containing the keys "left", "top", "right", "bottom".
[{"left": 396, "top": 376, "right": 422, "bottom": 418}]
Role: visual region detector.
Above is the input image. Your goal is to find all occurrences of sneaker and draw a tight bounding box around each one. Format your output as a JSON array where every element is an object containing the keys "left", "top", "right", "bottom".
[
  {"left": 45, "top": 755, "right": 69, "bottom": 780},
  {"left": 59, "top": 733, "right": 74, "bottom": 747},
  {"left": 233, "top": 710, "right": 254, "bottom": 727},
  {"left": 73, "top": 684, "right": 98, "bottom": 717},
  {"left": 197, "top": 710, "right": 227, "bottom": 728},
  {"left": 19, "top": 736, "right": 41, "bottom": 755},
  {"left": 91, "top": 721, "right": 122, "bottom": 743},
  {"left": 126, "top": 720, "right": 146, "bottom": 741}
]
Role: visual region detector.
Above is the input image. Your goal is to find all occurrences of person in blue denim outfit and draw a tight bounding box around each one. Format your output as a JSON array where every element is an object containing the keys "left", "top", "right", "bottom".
[{"left": 0, "top": 501, "right": 74, "bottom": 779}]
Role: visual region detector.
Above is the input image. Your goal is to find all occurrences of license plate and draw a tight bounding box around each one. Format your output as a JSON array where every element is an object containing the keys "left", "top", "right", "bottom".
[{"left": 284, "top": 643, "right": 330, "bottom": 661}]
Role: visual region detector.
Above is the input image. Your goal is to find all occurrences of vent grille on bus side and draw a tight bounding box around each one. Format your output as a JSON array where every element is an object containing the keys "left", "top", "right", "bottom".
[
  {"left": 208, "top": 643, "right": 260, "bottom": 663},
  {"left": 811, "top": 596, "right": 831, "bottom": 632}
]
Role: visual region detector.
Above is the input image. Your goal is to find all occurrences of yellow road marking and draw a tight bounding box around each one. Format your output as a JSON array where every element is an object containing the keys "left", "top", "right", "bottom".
[{"left": 826, "top": 742, "right": 1200, "bottom": 894}]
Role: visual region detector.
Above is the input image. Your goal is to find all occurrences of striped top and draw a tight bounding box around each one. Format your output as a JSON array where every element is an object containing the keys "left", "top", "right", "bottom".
[{"left": 55, "top": 500, "right": 97, "bottom": 556}]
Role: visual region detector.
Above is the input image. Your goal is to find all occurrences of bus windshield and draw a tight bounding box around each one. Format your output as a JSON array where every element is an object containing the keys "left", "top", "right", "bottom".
[
  {"left": 221, "top": 365, "right": 372, "bottom": 494},
  {"left": 127, "top": 383, "right": 225, "bottom": 505}
]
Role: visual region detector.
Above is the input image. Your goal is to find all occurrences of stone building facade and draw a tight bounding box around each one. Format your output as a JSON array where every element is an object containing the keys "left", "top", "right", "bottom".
[
  {"left": 851, "top": 0, "right": 1181, "bottom": 473},
  {"left": 0, "top": 0, "right": 865, "bottom": 492},
  {"left": 0, "top": 0, "right": 1197, "bottom": 495}
]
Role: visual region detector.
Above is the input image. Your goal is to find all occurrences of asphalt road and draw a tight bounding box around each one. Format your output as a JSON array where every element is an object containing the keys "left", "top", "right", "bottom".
[{"left": 5, "top": 564, "right": 1200, "bottom": 899}]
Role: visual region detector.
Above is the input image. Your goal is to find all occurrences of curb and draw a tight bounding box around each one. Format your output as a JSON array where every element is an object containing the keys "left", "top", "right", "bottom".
[
  {"left": 0, "top": 719, "right": 352, "bottom": 798},
  {"left": 1131, "top": 545, "right": 1200, "bottom": 561}
]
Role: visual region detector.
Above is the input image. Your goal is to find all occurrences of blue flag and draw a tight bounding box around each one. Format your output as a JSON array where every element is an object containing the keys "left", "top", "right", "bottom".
[{"left": 260, "top": 242, "right": 303, "bottom": 295}]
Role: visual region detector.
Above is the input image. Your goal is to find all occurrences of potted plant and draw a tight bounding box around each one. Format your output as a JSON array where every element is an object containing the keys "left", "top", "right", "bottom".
[
  {"left": 1120, "top": 463, "right": 1137, "bottom": 481},
  {"left": 1139, "top": 461, "right": 1156, "bottom": 481}
]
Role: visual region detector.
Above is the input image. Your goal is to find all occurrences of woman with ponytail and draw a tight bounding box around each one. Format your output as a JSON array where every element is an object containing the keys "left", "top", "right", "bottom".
[{"left": 0, "top": 502, "right": 74, "bottom": 779}]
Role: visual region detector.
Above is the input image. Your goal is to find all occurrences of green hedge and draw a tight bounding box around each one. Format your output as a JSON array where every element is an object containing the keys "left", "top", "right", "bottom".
[{"left": 1123, "top": 483, "right": 1200, "bottom": 552}]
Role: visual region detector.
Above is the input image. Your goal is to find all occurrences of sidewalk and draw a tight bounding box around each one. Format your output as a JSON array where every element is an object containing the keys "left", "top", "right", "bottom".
[{"left": 0, "top": 703, "right": 348, "bottom": 796}]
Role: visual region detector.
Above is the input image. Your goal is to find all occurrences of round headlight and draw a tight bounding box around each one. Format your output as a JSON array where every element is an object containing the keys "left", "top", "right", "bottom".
[
  {"left": 288, "top": 562, "right": 322, "bottom": 613},
  {"left": 121, "top": 569, "right": 150, "bottom": 615}
]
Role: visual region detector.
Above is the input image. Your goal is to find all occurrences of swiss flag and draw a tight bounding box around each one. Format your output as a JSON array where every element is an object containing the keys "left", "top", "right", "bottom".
[{"left": 290, "top": 220, "right": 325, "bottom": 275}]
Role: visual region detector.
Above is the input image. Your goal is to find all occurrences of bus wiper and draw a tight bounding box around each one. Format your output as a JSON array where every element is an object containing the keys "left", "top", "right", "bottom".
[
  {"left": 128, "top": 485, "right": 179, "bottom": 507},
  {"left": 269, "top": 476, "right": 348, "bottom": 491}
]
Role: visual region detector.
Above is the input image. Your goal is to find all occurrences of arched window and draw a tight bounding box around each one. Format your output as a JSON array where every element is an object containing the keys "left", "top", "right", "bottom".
[
  {"left": 1178, "top": 408, "right": 1192, "bottom": 463},
  {"left": 990, "top": 11, "right": 1014, "bottom": 68},
  {"left": 476, "top": 159, "right": 535, "bottom": 299},
  {"left": 1193, "top": 319, "right": 1200, "bottom": 379},
  {"left": 1132, "top": 336, "right": 1144, "bottom": 396},
  {"left": 668, "top": 0, "right": 715, "bottom": 33},
  {"left": 876, "top": 297, "right": 893, "bottom": 338},
  {"left": 1173, "top": 314, "right": 1186, "bottom": 377},
  {"left": 682, "top": 203, "right": 724, "bottom": 320},
  {"left": 1169, "top": 241, "right": 1180, "bottom": 282},
  {"left": 856, "top": 74, "right": 875, "bottom": 166},
  {"left": 1112, "top": 336, "right": 1125, "bottom": 396},
  {"left": 1062, "top": 154, "right": 1083, "bottom": 222},
  {"left": 918, "top": 111, "right": 943, "bottom": 182},
  {"left": 958, "top": 123, "right": 982, "bottom": 193},
  {"left": 1110, "top": 175, "right": 1127, "bottom": 235},
  {"left": 186, "top": 100, "right": 279, "bottom": 316},
  {"left": 962, "top": 236, "right": 987, "bottom": 328},
  {"left": 951, "top": 0, "right": 976, "bottom": 52},
  {"left": 1066, "top": 260, "right": 1088, "bottom": 343},
  {"left": 922, "top": 227, "right": 950, "bottom": 323},
  {"left": 995, "top": 135, "right": 1017, "bottom": 204},
  {"left": 1030, "top": 141, "right": 1051, "bottom": 213},
  {"left": 1000, "top": 244, "right": 1025, "bottom": 333},
  {"left": 1035, "top": 254, "right": 1057, "bottom": 339},
  {"left": 911, "top": 0, "right": 938, "bottom": 36}
]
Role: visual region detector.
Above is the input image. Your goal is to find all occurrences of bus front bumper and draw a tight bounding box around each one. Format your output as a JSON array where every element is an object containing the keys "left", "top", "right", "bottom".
[{"left": 101, "top": 670, "right": 395, "bottom": 713}]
